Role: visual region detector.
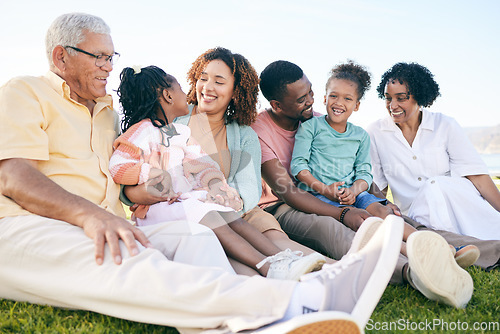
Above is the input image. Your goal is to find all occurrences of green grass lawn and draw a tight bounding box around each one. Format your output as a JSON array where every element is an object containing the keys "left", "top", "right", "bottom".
[
  {"left": 0, "top": 299, "right": 178, "bottom": 333},
  {"left": 2, "top": 177, "right": 499, "bottom": 333}
]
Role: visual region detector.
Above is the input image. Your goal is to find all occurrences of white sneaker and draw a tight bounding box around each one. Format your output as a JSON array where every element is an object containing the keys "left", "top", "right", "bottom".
[
  {"left": 299, "top": 215, "right": 403, "bottom": 328},
  {"left": 346, "top": 216, "right": 384, "bottom": 255},
  {"left": 406, "top": 231, "right": 473, "bottom": 308},
  {"left": 257, "top": 249, "right": 326, "bottom": 281},
  {"left": 253, "top": 311, "right": 364, "bottom": 334}
]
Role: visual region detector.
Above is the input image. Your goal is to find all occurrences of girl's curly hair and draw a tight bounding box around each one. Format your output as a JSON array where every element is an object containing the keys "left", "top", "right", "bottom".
[
  {"left": 117, "top": 66, "right": 175, "bottom": 133},
  {"left": 377, "top": 62, "right": 440, "bottom": 107},
  {"left": 326, "top": 60, "right": 371, "bottom": 100},
  {"left": 186, "top": 47, "right": 259, "bottom": 126},
  {"left": 117, "top": 66, "right": 180, "bottom": 147}
]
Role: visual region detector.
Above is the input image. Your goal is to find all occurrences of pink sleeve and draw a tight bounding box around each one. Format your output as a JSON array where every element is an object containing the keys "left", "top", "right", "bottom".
[
  {"left": 251, "top": 116, "right": 278, "bottom": 164},
  {"left": 182, "top": 143, "right": 225, "bottom": 188},
  {"left": 109, "top": 121, "right": 151, "bottom": 185},
  {"left": 259, "top": 135, "right": 279, "bottom": 164}
]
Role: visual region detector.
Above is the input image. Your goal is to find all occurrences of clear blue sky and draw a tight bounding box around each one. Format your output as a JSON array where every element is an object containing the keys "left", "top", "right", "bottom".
[{"left": 1, "top": 0, "right": 499, "bottom": 128}]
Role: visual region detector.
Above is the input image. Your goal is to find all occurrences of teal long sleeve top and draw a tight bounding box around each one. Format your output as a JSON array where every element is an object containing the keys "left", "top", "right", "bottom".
[{"left": 290, "top": 116, "right": 373, "bottom": 192}]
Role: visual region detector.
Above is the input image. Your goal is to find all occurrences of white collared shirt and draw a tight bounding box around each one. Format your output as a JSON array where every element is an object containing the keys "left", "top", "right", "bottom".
[{"left": 366, "top": 109, "right": 488, "bottom": 214}]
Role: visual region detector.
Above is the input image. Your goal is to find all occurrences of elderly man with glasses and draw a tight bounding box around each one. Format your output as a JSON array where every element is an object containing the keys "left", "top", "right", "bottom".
[
  {"left": 0, "top": 12, "right": 406, "bottom": 334},
  {"left": 64, "top": 45, "right": 120, "bottom": 67}
]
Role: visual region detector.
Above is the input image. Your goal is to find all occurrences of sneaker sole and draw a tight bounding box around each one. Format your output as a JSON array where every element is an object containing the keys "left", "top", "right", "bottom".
[
  {"left": 253, "top": 311, "right": 364, "bottom": 334},
  {"left": 287, "top": 253, "right": 326, "bottom": 281},
  {"left": 350, "top": 214, "right": 404, "bottom": 327},
  {"left": 347, "top": 217, "right": 384, "bottom": 255},
  {"left": 455, "top": 245, "right": 480, "bottom": 269},
  {"left": 407, "top": 231, "right": 473, "bottom": 308},
  {"left": 287, "top": 319, "right": 362, "bottom": 334}
]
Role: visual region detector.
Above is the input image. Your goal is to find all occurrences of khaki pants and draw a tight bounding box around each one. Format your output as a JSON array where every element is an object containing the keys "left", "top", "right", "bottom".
[
  {"left": 266, "top": 202, "right": 500, "bottom": 286},
  {"left": 0, "top": 215, "right": 296, "bottom": 332},
  {"left": 265, "top": 203, "right": 405, "bottom": 285}
]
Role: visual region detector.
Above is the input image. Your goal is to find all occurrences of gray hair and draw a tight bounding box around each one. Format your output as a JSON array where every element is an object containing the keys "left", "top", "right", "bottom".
[{"left": 45, "top": 13, "right": 110, "bottom": 66}]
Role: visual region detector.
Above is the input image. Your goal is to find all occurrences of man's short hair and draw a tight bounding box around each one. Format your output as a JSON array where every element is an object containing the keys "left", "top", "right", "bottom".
[
  {"left": 259, "top": 60, "right": 303, "bottom": 102},
  {"left": 45, "top": 13, "right": 110, "bottom": 66}
]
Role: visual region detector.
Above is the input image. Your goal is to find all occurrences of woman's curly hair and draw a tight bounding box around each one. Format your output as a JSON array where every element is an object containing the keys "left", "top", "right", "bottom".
[
  {"left": 377, "top": 62, "right": 440, "bottom": 107},
  {"left": 186, "top": 47, "right": 259, "bottom": 126},
  {"left": 326, "top": 60, "right": 371, "bottom": 100}
]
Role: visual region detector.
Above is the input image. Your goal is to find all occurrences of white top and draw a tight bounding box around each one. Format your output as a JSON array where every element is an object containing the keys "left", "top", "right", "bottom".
[{"left": 366, "top": 109, "right": 488, "bottom": 214}]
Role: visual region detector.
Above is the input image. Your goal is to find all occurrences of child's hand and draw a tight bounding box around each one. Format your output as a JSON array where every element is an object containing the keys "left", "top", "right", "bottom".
[
  {"left": 146, "top": 168, "right": 179, "bottom": 204},
  {"left": 338, "top": 186, "right": 356, "bottom": 205},
  {"left": 205, "top": 180, "right": 243, "bottom": 211},
  {"left": 323, "top": 181, "right": 345, "bottom": 202}
]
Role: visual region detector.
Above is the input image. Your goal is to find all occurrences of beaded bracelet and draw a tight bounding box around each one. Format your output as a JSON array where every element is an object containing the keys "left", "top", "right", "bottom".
[{"left": 339, "top": 207, "right": 351, "bottom": 225}]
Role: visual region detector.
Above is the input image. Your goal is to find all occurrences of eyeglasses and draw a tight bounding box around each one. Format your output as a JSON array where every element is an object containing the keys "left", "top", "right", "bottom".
[{"left": 65, "top": 46, "right": 120, "bottom": 67}]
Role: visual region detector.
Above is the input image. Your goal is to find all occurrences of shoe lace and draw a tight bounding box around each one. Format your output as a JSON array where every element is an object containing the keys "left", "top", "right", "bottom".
[
  {"left": 256, "top": 249, "right": 303, "bottom": 269},
  {"left": 300, "top": 253, "right": 361, "bottom": 281}
]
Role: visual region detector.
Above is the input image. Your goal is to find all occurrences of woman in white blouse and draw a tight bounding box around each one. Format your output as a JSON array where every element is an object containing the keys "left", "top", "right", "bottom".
[{"left": 367, "top": 62, "right": 500, "bottom": 240}]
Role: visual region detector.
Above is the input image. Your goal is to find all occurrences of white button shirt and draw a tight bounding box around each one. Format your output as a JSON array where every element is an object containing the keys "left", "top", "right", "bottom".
[{"left": 367, "top": 109, "right": 488, "bottom": 214}]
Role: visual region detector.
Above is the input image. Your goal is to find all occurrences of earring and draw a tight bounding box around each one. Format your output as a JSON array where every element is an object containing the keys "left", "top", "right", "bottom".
[{"left": 226, "top": 100, "right": 234, "bottom": 117}]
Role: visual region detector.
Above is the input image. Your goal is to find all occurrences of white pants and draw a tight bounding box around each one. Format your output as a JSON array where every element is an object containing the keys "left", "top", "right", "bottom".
[
  {"left": 0, "top": 215, "right": 295, "bottom": 332},
  {"left": 137, "top": 195, "right": 234, "bottom": 227}
]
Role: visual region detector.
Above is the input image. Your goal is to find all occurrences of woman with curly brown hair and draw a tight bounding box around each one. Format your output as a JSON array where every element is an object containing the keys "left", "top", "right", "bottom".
[
  {"left": 122, "top": 47, "right": 332, "bottom": 275},
  {"left": 177, "top": 47, "right": 261, "bottom": 213},
  {"left": 367, "top": 62, "right": 500, "bottom": 240},
  {"left": 175, "top": 47, "right": 334, "bottom": 274}
]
